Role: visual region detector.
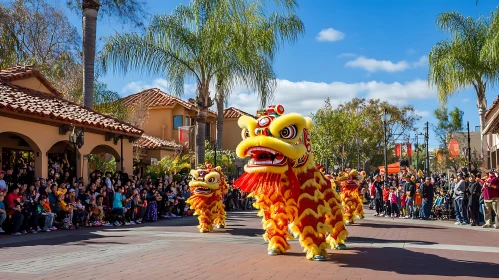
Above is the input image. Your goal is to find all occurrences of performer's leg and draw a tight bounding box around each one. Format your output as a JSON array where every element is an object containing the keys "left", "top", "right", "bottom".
[
  {"left": 324, "top": 186, "right": 348, "bottom": 251},
  {"left": 254, "top": 194, "right": 292, "bottom": 255},
  {"left": 356, "top": 194, "right": 365, "bottom": 219},
  {"left": 197, "top": 209, "right": 214, "bottom": 233},
  {"left": 214, "top": 201, "right": 226, "bottom": 228}
]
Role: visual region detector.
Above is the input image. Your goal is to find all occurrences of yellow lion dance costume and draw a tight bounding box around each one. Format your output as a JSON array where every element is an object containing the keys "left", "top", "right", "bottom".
[
  {"left": 337, "top": 170, "right": 363, "bottom": 225},
  {"left": 234, "top": 105, "right": 348, "bottom": 261},
  {"left": 187, "top": 163, "right": 228, "bottom": 233}
]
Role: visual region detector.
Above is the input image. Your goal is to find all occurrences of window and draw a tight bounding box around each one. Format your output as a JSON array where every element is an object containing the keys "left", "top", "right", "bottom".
[
  {"left": 173, "top": 115, "right": 183, "bottom": 130},
  {"left": 185, "top": 117, "right": 190, "bottom": 126}
]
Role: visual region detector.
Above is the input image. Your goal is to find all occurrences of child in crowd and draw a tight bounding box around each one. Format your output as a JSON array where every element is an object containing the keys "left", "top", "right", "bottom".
[
  {"left": 37, "top": 195, "right": 57, "bottom": 232},
  {"left": 414, "top": 189, "right": 422, "bottom": 218},
  {"left": 382, "top": 184, "right": 391, "bottom": 217},
  {"left": 0, "top": 191, "right": 6, "bottom": 233},
  {"left": 389, "top": 188, "right": 399, "bottom": 218},
  {"left": 399, "top": 191, "right": 407, "bottom": 218}
]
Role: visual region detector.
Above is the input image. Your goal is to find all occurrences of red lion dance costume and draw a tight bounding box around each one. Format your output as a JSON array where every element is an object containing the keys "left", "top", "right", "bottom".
[
  {"left": 187, "top": 163, "right": 228, "bottom": 233},
  {"left": 338, "top": 170, "right": 363, "bottom": 225},
  {"left": 234, "top": 105, "right": 348, "bottom": 261}
]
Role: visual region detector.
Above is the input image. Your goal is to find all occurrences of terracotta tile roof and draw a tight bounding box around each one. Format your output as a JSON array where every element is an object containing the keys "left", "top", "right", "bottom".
[
  {"left": 121, "top": 88, "right": 216, "bottom": 115},
  {"left": 0, "top": 80, "right": 143, "bottom": 136},
  {"left": 486, "top": 95, "right": 499, "bottom": 120},
  {"left": 134, "top": 134, "right": 184, "bottom": 149},
  {"left": 223, "top": 107, "right": 255, "bottom": 118},
  {"left": 0, "top": 65, "right": 62, "bottom": 97}
]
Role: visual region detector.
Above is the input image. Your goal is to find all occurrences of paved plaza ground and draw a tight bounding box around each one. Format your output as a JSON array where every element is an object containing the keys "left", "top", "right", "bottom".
[{"left": 0, "top": 208, "right": 498, "bottom": 280}]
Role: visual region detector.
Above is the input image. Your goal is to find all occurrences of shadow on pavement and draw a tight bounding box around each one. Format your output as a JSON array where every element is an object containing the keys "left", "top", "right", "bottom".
[
  {"left": 225, "top": 227, "right": 263, "bottom": 237},
  {"left": 358, "top": 221, "right": 442, "bottom": 230},
  {"left": 329, "top": 247, "right": 499, "bottom": 278},
  {"left": 348, "top": 236, "right": 436, "bottom": 245}
]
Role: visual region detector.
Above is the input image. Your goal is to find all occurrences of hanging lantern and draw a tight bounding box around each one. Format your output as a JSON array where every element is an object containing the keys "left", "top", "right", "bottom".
[{"left": 448, "top": 139, "right": 460, "bottom": 158}]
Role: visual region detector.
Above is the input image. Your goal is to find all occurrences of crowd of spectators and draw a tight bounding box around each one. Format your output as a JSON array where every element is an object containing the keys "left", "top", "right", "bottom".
[
  {"left": 0, "top": 158, "right": 255, "bottom": 236},
  {"left": 366, "top": 170, "right": 498, "bottom": 228}
]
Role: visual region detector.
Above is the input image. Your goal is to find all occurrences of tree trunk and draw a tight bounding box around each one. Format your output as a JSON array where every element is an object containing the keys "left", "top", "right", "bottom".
[
  {"left": 195, "top": 83, "right": 212, "bottom": 166},
  {"left": 215, "top": 81, "right": 224, "bottom": 150},
  {"left": 82, "top": 1, "right": 99, "bottom": 109},
  {"left": 478, "top": 94, "right": 488, "bottom": 170}
]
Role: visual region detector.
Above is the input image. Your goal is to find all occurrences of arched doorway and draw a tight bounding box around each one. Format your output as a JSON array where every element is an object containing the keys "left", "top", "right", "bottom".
[
  {"left": 0, "top": 132, "right": 42, "bottom": 180},
  {"left": 47, "top": 140, "right": 81, "bottom": 180},
  {"left": 87, "top": 145, "right": 121, "bottom": 176}
]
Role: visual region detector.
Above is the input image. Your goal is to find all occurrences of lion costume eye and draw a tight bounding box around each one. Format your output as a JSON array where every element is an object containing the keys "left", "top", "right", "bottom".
[
  {"left": 241, "top": 129, "right": 250, "bottom": 139},
  {"left": 280, "top": 125, "right": 298, "bottom": 139},
  {"left": 208, "top": 177, "right": 215, "bottom": 183}
]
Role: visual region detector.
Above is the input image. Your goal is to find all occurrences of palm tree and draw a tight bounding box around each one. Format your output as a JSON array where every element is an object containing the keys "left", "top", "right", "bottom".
[
  {"left": 428, "top": 11, "right": 499, "bottom": 169},
  {"left": 101, "top": 0, "right": 302, "bottom": 165},
  {"left": 67, "top": 0, "right": 146, "bottom": 109},
  {"left": 213, "top": 0, "right": 304, "bottom": 149}
]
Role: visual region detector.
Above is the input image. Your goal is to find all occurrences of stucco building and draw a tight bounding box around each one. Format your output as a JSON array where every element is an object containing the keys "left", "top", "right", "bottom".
[{"left": 0, "top": 66, "right": 142, "bottom": 183}]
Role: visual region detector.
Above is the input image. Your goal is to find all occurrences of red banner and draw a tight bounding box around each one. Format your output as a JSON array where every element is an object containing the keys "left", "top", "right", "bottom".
[
  {"left": 407, "top": 143, "right": 412, "bottom": 158},
  {"left": 178, "top": 127, "right": 190, "bottom": 148},
  {"left": 395, "top": 144, "right": 401, "bottom": 158},
  {"left": 448, "top": 139, "right": 460, "bottom": 158}
]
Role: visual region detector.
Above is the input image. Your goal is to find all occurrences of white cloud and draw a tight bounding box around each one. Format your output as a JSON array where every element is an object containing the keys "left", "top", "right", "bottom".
[
  {"left": 414, "top": 109, "right": 430, "bottom": 117},
  {"left": 345, "top": 56, "right": 411, "bottom": 72},
  {"left": 121, "top": 79, "right": 197, "bottom": 96},
  {"left": 122, "top": 78, "right": 437, "bottom": 117},
  {"left": 338, "top": 53, "right": 357, "bottom": 58},
  {"left": 226, "top": 78, "right": 437, "bottom": 117},
  {"left": 345, "top": 56, "right": 428, "bottom": 73},
  {"left": 316, "top": 28, "right": 345, "bottom": 42},
  {"left": 462, "top": 98, "right": 470, "bottom": 103},
  {"left": 413, "top": 56, "right": 428, "bottom": 68}
]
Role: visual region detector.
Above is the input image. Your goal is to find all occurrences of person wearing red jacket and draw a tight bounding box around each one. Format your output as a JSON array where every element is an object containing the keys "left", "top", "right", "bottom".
[
  {"left": 382, "top": 184, "right": 390, "bottom": 217},
  {"left": 4, "top": 185, "right": 24, "bottom": 235},
  {"left": 482, "top": 170, "right": 499, "bottom": 228}
]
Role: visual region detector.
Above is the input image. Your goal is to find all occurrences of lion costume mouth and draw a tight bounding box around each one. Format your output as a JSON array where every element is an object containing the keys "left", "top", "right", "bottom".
[
  {"left": 247, "top": 147, "right": 287, "bottom": 167},
  {"left": 194, "top": 187, "right": 214, "bottom": 195}
]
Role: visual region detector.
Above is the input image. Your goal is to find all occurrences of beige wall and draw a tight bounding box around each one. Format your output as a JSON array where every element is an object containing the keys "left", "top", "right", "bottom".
[
  {"left": 142, "top": 105, "right": 217, "bottom": 143},
  {"left": 222, "top": 118, "right": 241, "bottom": 151},
  {"left": 0, "top": 115, "right": 134, "bottom": 184},
  {"left": 454, "top": 132, "right": 481, "bottom": 156},
  {"left": 11, "top": 77, "right": 52, "bottom": 95}
]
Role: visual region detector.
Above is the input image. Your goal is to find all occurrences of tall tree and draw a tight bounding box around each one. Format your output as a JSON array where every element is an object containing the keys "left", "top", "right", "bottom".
[
  {"left": 212, "top": 0, "right": 304, "bottom": 149},
  {"left": 100, "top": 0, "right": 302, "bottom": 165},
  {"left": 311, "top": 98, "right": 420, "bottom": 172},
  {"left": 0, "top": 0, "right": 81, "bottom": 92},
  {"left": 66, "top": 0, "right": 146, "bottom": 109},
  {"left": 432, "top": 106, "right": 464, "bottom": 172},
  {"left": 428, "top": 10, "right": 499, "bottom": 169}
]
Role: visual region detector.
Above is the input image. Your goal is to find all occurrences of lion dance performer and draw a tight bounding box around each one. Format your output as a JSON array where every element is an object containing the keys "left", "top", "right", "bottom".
[
  {"left": 338, "top": 169, "right": 362, "bottom": 225},
  {"left": 355, "top": 171, "right": 367, "bottom": 219},
  {"left": 233, "top": 104, "right": 348, "bottom": 261},
  {"left": 187, "top": 163, "right": 228, "bottom": 233}
]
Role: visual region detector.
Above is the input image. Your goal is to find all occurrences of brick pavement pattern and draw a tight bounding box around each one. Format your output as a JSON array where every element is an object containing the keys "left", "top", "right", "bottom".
[{"left": 0, "top": 208, "right": 498, "bottom": 280}]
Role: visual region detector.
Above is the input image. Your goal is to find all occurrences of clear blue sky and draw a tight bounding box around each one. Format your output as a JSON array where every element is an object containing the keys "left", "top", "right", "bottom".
[{"left": 57, "top": 0, "right": 499, "bottom": 149}]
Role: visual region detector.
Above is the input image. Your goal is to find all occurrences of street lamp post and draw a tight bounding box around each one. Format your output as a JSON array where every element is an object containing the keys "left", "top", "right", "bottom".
[
  {"left": 356, "top": 138, "right": 361, "bottom": 170},
  {"left": 69, "top": 126, "right": 84, "bottom": 178},
  {"left": 381, "top": 109, "right": 391, "bottom": 183}
]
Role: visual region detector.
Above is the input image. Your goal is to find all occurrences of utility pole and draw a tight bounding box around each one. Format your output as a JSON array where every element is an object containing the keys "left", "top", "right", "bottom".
[
  {"left": 425, "top": 122, "right": 430, "bottom": 177},
  {"left": 415, "top": 134, "right": 419, "bottom": 173},
  {"left": 383, "top": 109, "right": 389, "bottom": 183},
  {"left": 467, "top": 121, "right": 472, "bottom": 172}
]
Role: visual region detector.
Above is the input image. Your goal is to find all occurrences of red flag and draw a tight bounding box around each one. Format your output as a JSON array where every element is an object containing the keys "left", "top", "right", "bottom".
[
  {"left": 407, "top": 143, "right": 412, "bottom": 158},
  {"left": 395, "top": 144, "right": 401, "bottom": 158},
  {"left": 179, "top": 127, "right": 189, "bottom": 148},
  {"left": 448, "top": 139, "right": 460, "bottom": 158}
]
